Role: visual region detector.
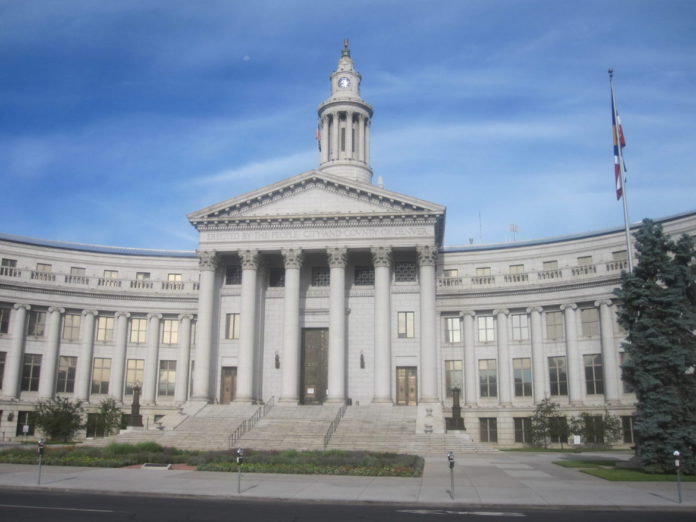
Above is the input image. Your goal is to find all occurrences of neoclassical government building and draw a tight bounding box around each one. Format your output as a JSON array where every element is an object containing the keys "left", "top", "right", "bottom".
[{"left": 1, "top": 44, "right": 694, "bottom": 446}]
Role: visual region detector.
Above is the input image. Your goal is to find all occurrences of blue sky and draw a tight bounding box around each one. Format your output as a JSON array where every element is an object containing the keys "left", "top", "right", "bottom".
[{"left": 1, "top": 0, "right": 695, "bottom": 250}]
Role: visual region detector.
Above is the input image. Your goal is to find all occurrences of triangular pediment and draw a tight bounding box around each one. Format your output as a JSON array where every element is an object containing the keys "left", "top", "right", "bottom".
[{"left": 188, "top": 170, "right": 445, "bottom": 224}]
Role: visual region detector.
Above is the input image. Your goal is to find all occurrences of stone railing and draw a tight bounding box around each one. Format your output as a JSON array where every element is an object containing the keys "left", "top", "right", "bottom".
[{"left": 0, "top": 267, "right": 199, "bottom": 296}]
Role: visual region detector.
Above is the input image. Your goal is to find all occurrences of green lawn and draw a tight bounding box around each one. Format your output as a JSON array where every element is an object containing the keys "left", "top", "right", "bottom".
[{"left": 553, "top": 459, "right": 696, "bottom": 481}]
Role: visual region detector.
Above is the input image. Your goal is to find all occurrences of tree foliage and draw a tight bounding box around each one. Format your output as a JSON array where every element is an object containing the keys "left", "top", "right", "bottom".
[
  {"left": 34, "top": 397, "right": 85, "bottom": 442},
  {"left": 569, "top": 411, "right": 622, "bottom": 446},
  {"left": 530, "top": 398, "right": 568, "bottom": 447},
  {"left": 615, "top": 219, "right": 696, "bottom": 474},
  {"left": 97, "top": 398, "right": 123, "bottom": 436}
]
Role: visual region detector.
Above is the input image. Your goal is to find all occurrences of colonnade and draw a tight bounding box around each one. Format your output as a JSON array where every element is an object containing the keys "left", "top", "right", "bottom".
[
  {"left": 319, "top": 110, "right": 371, "bottom": 165},
  {"left": 194, "top": 244, "right": 439, "bottom": 405},
  {"left": 457, "top": 300, "right": 621, "bottom": 406}
]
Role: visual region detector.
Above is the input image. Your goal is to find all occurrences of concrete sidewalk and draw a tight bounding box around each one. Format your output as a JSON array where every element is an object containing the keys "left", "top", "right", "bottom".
[{"left": 0, "top": 451, "right": 693, "bottom": 510}]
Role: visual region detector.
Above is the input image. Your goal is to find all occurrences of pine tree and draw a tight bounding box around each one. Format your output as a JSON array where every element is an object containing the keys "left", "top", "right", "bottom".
[{"left": 615, "top": 219, "right": 696, "bottom": 474}]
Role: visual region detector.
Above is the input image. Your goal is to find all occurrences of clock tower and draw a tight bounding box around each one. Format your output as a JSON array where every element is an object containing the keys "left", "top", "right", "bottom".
[{"left": 317, "top": 40, "right": 374, "bottom": 184}]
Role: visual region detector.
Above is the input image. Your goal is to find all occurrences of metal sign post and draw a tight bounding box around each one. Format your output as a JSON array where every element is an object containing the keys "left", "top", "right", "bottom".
[{"left": 673, "top": 450, "right": 682, "bottom": 504}]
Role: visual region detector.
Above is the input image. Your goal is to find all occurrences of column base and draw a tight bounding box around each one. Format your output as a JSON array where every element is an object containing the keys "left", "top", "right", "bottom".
[{"left": 324, "top": 397, "right": 346, "bottom": 405}]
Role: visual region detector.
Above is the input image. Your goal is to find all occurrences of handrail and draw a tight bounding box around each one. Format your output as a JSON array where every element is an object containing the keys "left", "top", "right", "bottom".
[
  {"left": 323, "top": 403, "right": 347, "bottom": 449},
  {"left": 228, "top": 396, "right": 275, "bottom": 449}
]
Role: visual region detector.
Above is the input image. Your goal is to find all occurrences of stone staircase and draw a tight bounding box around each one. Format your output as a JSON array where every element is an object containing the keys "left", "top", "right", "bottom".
[
  {"left": 326, "top": 405, "right": 498, "bottom": 455},
  {"left": 234, "top": 404, "right": 341, "bottom": 451}
]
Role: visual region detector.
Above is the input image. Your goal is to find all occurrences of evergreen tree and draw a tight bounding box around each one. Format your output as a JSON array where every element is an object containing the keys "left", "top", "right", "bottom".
[
  {"left": 615, "top": 219, "right": 696, "bottom": 474},
  {"left": 34, "top": 397, "right": 85, "bottom": 442}
]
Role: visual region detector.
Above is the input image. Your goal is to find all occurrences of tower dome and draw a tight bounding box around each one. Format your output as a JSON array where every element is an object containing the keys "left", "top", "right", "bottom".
[{"left": 317, "top": 40, "right": 374, "bottom": 184}]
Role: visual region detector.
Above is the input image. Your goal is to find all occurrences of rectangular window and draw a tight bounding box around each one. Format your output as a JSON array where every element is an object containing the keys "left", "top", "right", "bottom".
[
  {"left": 548, "top": 356, "right": 568, "bottom": 396},
  {"left": 69, "top": 266, "right": 87, "bottom": 284},
  {"left": 0, "top": 308, "right": 10, "bottom": 334},
  {"left": 443, "top": 269, "right": 458, "bottom": 278},
  {"left": 514, "top": 417, "right": 533, "bottom": 443},
  {"left": 477, "top": 316, "right": 495, "bottom": 342},
  {"left": 0, "top": 258, "right": 18, "bottom": 276},
  {"left": 162, "top": 319, "right": 179, "bottom": 345},
  {"left": 513, "top": 358, "right": 532, "bottom": 397},
  {"left": 0, "top": 351, "right": 5, "bottom": 389},
  {"left": 103, "top": 270, "right": 119, "bottom": 279},
  {"left": 27, "top": 311, "right": 46, "bottom": 337},
  {"left": 354, "top": 266, "right": 374, "bottom": 286},
  {"left": 584, "top": 415, "right": 605, "bottom": 444},
  {"left": 584, "top": 354, "right": 604, "bottom": 395},
  {"left": 397, "top": 311, "right": 415, "bottom": 338},
  {"left": 96, "top": 316, "right": 114, "bottom": 342},
  {"left": 62, "top": 313, "right": 81, "bottom": 341},
  {"left": 70, "top": 266, "right": 86, "bottom": 276},
  {"left": 225, "top": 266, "right": 241, "bottom": 285},
  {"left": 311, "top": 266, "right": 330, "bottom": 287},
  {"left": 511, "top": 313, "right": 529, "bottom": 341},
  {"left": 125, "top": 359, "right": 144, "bottom": 395},
  {"left": 444, "top": 316, "right": 461, "bottom": 343},
  {"left": 16, "top": 411, "right": 37, "bottom": 436},
  {"left": 164, "top": 273, "right": 183, "bottom": 290},
  {"left": 136, "top": 272, "right": 150, "bottom": 280},
  {"left": 225, "top": 313, "right": 240, "bottom": 340},
  {"left": 21, "top": 354, "right": 42, "bottom": 391},
  {"left": 577, "top": 255, "right": 593, "bottom": 266},
  {"left": 476, "top": 267, "right": 491, "bottom": 276},
  {"left": 580, "top": 308, "right": 600, "bottom": 337},
  {"left": 542, "top": 260, "right": 558, "bottom": 271},
  {"left": 91, "top": 358, "right": 111, "bottom": 394},
  {"left": 613, "top": 250, "right": 628, "bottom": 261},
  {"left": 545, "top": 311, "right": 564, "bottom": 340},
  {"left": 394, "top": 262, "right": 417, "bottom": 282},
  {"left": 479, "top": 418, "right": 497, "bottom": 443},
  {"left": 36, "top": 262, "right": 52, "bottom": 273},
  {"left": 509, "top": 264, "right": 525, "bottom": 274},
  {"left": 620, "top": 352, "right": 634, "bottom": 393},
  {"left": 479, "top": 359, "right": 497, "bottom": 398},
  {"left": 167, "top": 273, "right": 182, "bottom": 282},
  {"left": 550, "top": 416, "right": 569, "bottom": 443},
  {"left": 445, "top": 360, "right": 463, "bottom": 398},
  {"left": 129, "top": 318, "right": 147, "bottom": 344},
  {"left": 621, "top": 416, "right": 635, "bottom": 444},
  {"left": 56, "top": 356, "right": 77, "bottom": 393},
  {"left": 158, "top": 360, "right": 176, "bottom": 397},
  {"left": 268, "top": 269, "right": 285, "bottom": 287}
]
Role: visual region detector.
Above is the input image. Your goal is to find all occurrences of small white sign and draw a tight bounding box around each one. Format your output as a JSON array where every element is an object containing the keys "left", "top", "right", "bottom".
[
  {"left": 22, "top": 424, "right": 29, "bottom": 434},
  {"left": 573, "top": 435, "right": 581, "bottom": 445}
]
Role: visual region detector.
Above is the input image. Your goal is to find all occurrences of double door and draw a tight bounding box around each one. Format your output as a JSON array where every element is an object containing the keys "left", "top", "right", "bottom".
[{"left": 396, "top": 366, "right": 418, "bottom": 405}]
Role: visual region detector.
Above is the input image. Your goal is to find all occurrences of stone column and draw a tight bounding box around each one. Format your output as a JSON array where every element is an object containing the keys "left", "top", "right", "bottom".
[
  {"left": 357, "top": 114, "right": 365, "bottom": 162},
  {"left": 143, "top": 313, "right": 162, "bottom": 404},
  {"left": 494, "top": 309, "right": 511, "bottom": 405},
  {"left": 38, "top": 306, "right": 64, "bottom": 399},
  {"left": 236, "top": 249, "right": 259, "bottom": 402},
  {"left": 175, "top": 314, "right": 193, "bottom": 403},
  {"left": 192, "top": 251, "right": 219, "bottom": 402},
  {"left": 365, "top": 120, "right": 371, "bottom": 165},
  {"left": 561, "top": 303, "right": 583, "bottom": 404},
  {"left": 109, "top": 311, "right": 130, "bottom": 402},
  {"left": 346, "top": 111, "right": 353, "bottom": 160},
  {"left": 320, "top": 116, "right": 329, "bottom": 164},
  {"left": 418, "top": 245, "right": 439, "bottom": 402},
  {"left": 332, "top": 111, "right": 340, "bottom": 161},
  {"left": 596, "top": 300, "right": 620, "bottom": 403},
  {"left": 75, "top": 310, "right": 98, "bottom": 401},
  {"left": 327, "top": 247, "right": 347, "bottom": 403},
  {"left": 372, "top": 246, "right": 392, "bottom": 403},
  {"left": 279, "top": 248, "right": 303, "bottom": 403},
  {"left": 462, "top": 311, "right": 477, "bottom": 406},
  {"left": 528, "top": 307, "right": 546, "bottom": 401},
  {"left": 3, "top": 304, "right": 30, "bottom": 398}
]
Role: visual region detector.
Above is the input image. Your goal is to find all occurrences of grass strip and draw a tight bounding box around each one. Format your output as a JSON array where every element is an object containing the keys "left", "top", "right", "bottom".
[{"left": 580, "top": 468, "right": 696, "bottom": 482}]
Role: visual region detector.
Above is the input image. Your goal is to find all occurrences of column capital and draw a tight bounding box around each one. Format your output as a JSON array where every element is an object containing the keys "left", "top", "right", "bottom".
[
  {"left": 13, "top": 303, "right": 31, "bottom": 311},
  {"left": 281, "top": 248, "right": 303, "bottom": 269},
  {"left": 197, "top": 250, "right": 219, "bottom": 271},
  {"left": 526, "top": 306, "right": 543, "bottom": 314},
  {"left": 461, "top": 311, "right": 476, "bottom": 318},
  {"left": 493, "top": 308, "right": 510, "bottom": 317},
  {"left": 48, "top": 306, "right": 65, "bottom": 315},
  {"left": 147, "top": 313, "right": 163, "bottom": 321},
  {"left": 239, "top": 249, "right": 260, "bottom": 270},
  {"left": 327, "top": 247, "right": 348, "bottom": 268},
  {"left": 114, "top": 311, "right": 131, "bottom": 320},
  {"left": 416, "top": 245, "right": 438, "bottom": 266},
  {"left": 370, "top": 246, "right": 392, "bottom": 268},
  {"left": 81, "top": 309, "right": 98, "bottom": 318},
  {"left": 178, "top": 313, "right": 194, "bottom": 322},
  {"left": 594, "top": 299, "right": 613, "bottom": 308},
  {"left": 560, "top": 303, "right": 578, "bottom": 312}
]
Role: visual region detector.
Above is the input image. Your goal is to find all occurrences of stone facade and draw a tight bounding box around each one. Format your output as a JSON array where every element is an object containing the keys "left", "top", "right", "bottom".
[{"left": 0, "top": 44, "right": 694, "bottom": 446}]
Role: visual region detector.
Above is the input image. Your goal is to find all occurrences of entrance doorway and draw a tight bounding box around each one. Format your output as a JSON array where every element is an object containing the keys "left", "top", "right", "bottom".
[
  {"left": 396, "top": 366, "right": 418, "bottom": 405},
  {"left": 220, "top": 367, "right": 237, "bottom": 404},
  {"left": 300, "top": 328, "right": 328, "bottom": 404}
]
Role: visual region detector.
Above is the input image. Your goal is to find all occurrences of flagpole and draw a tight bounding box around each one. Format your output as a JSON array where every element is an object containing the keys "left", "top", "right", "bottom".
[{"left": 609, "top": 69, "right": 634, "bottom": 272}]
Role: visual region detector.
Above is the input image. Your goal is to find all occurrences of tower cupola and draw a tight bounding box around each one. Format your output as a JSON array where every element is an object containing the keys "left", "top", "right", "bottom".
[{"left": 317, "top": 40, "right": 373, "bottom": 184}]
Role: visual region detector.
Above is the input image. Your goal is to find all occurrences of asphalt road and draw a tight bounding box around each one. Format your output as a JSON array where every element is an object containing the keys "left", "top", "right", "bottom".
[{"left": 0, "top": 489, "right": 693, "bottom": 522}]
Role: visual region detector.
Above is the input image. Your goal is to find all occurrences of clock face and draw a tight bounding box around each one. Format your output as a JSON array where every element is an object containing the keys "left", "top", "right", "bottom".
[{"left": 338, "top": 76, "right": 351, "bottom": 88}]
